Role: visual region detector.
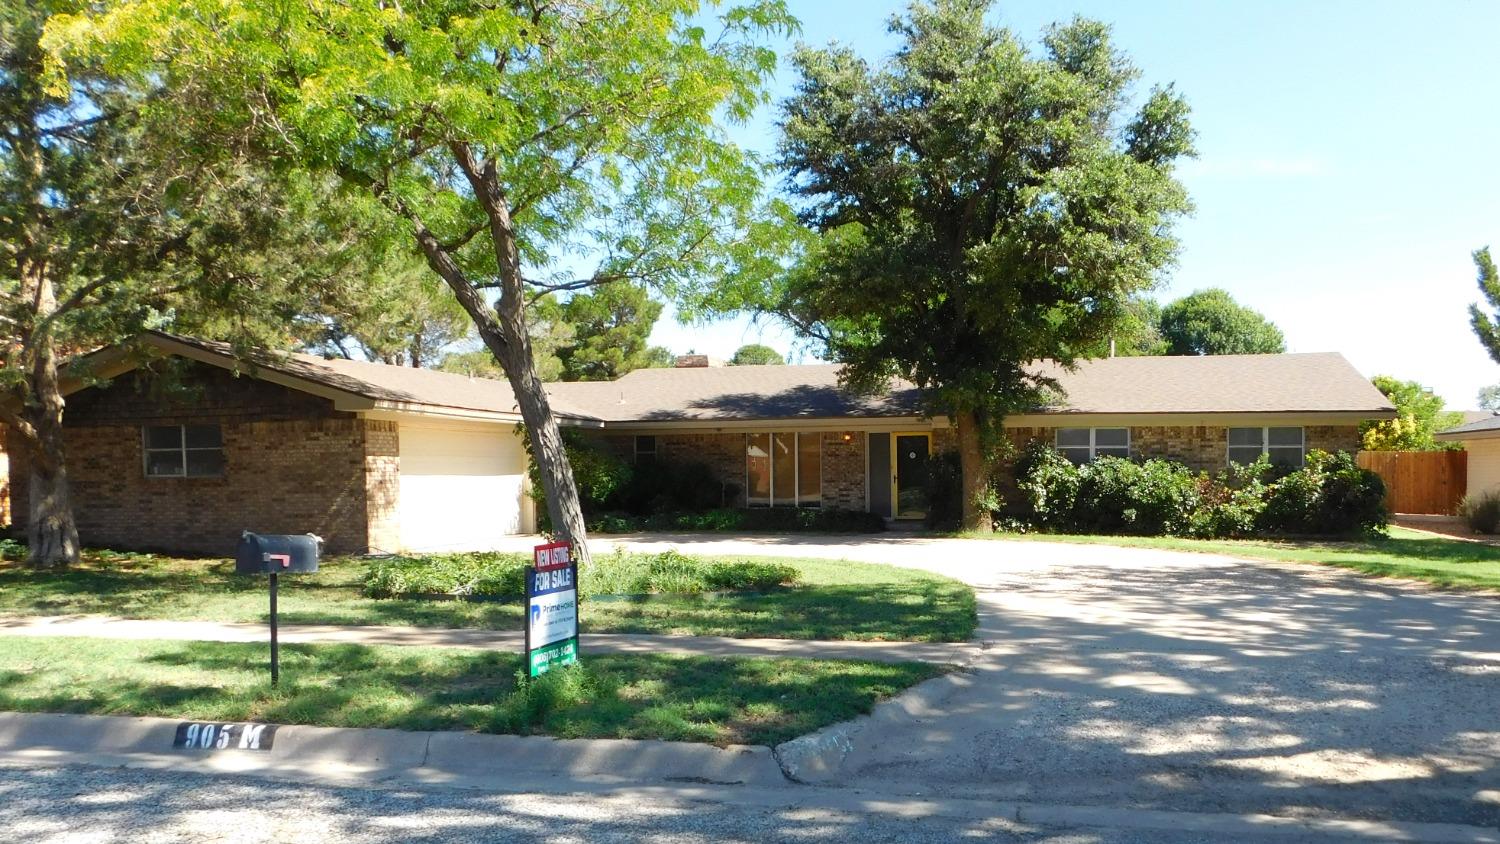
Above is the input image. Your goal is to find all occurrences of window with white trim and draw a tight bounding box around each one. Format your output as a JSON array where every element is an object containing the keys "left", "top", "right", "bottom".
[
  {"left": 144, "top": 424, "right": 224, "bottom": 477},
  {"left": 1055, "top": 428, "right": 1130, "bottom": 465},
  {"left": 1228, "top": 426, "right": 1305, "bottom": 468},
  {"left": 745, "top": 432, "right": 821, "bottom": 507}
]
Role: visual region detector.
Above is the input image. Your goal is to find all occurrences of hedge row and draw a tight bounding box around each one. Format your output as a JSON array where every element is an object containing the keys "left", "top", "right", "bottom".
[{"left": 1009, "top": 443, "right": 1387, "bottom": 538}]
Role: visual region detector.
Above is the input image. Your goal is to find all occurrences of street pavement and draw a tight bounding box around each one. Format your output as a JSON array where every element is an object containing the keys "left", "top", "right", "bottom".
[
  {"left": 0, "top": 761, "right": 1441, "bottom": 843},
  {"left": 591, "top": 533, "right": 1500, "bottom": 829}
]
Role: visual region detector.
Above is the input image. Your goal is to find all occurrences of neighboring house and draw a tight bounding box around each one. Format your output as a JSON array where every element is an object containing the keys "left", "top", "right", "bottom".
[
  {"left": 9, "top": 334, "right": 1394, "bottom": 554},
  {"left": 1435, "top": 414, "right": 1500, "bottom": 501}
]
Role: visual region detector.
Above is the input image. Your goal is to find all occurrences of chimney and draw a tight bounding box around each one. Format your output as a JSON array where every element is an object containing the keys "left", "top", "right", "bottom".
[{"left": 673, "top": 354, "right": 723, "bottom": 368}]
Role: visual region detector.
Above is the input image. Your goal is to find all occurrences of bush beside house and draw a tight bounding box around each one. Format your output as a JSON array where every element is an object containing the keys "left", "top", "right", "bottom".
[{"left": 1000, "top": 443, "right": 1387, "bottom": 538}]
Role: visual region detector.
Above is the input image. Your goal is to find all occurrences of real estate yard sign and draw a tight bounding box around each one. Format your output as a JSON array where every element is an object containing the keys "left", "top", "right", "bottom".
[{"left": 527, "top": 541, "right": 579, "bottom": 677}]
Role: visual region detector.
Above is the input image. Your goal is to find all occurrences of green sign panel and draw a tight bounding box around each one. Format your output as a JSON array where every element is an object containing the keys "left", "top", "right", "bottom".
[{"left": 528, "top": 637, "right": 578, "bottom": 676}]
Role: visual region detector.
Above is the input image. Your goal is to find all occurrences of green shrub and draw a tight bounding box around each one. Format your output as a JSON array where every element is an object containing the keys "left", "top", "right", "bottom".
[
  {"left": 1014, "top": 441, "right": 1081, "bottom": 530},
  {"left": 619, "top": 459, "right": 738, "bottom": 514},
  {"left": 1260, "top": 450, "right": 1387, "bottom": 536},
  {"left": 702, "top": 561, "right": 800, "bottom": 591},
  {"left": 1011, "top": 445, "right": 1386, "bottom": 538},
  {"left": 1186, "top": 463, "right": 1268, "bottom": 538},
  {"left": 364, "top": 552, "right": 528, "bottom": 599},
  {"left": 1071, "top": 456, "right": 1201, "bottom": 536},
  {"left": 364, "top": 548, "right": 803, "bottom": 599},
  {"left": 1460, "top": 491, "right": 1500, "bottom": 534},
  {"left": 522, "top": 428, "right": 633, "bottom": 515}
]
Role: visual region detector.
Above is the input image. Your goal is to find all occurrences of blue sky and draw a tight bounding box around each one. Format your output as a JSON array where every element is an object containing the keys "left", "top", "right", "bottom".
[{"left": 649, "top": 0, "right": 1500, "bottom": 407}]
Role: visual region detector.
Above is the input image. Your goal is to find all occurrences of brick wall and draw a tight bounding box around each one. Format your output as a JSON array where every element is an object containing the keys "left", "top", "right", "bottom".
[
  {"left": 12, "top": 362, "right": 383, "bottom": 555},
  {"left": 363, "top": 419, "right": 401, "bottom": 554},
  {"left": 820, "top": 431, "right": 866, "bottom": 510},
  {"left": 1001, "top": 423, "right": 1364, "bottom": 474}
]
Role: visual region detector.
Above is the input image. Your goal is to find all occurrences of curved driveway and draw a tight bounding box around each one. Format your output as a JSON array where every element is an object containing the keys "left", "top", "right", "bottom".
[{"left": 591, "top": 533, "right": 1500, "bottom": 828}]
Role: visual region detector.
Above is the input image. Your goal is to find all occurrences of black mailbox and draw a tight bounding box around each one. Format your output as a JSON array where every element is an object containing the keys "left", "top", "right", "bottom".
[{"left": 235, "top": 532, "right": 321, "bottom": 575}]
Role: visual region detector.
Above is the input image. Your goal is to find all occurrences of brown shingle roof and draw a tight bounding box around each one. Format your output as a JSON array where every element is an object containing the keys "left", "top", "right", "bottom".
[
  {"left": 139, "top": 333, "right": 591, "bottom": 420},
  {"left": 546, "top": 352, "right": 1394, "bottom": 422},
  {"left": 121, "top": 335, "right": 1392, "bottom": 424},
  {"left": 1027, "top": 352, "right": 1395, "bottom": 415},
  {"left": 545, "top": 364, "right": 923, "bottom": 422}
]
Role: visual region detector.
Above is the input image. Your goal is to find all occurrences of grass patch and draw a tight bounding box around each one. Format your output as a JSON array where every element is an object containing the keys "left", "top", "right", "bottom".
[
  {"left": 973, "top": 526, "right": 1500, "bottom": 591},
  {"left": 0, "top": 550, "right": 976, "bottom": 642},
  {"left": 0, "top": 636, "right": 943, "bottom": 746}
]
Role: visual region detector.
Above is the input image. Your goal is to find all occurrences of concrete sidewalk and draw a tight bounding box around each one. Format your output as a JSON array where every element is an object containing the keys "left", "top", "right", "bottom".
[{"left": 0, "top": 614, "right": 973, "bottom": 665}]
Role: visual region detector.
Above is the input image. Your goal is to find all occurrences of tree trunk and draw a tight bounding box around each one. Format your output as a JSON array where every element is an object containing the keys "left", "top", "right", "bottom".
[
  {"left": 395, "top": 152, "right": 592, "bottom": 567},
  {"left": 27, "top": 448, "right": 80, "bottom": 567},
  {"left": 20, "top": 320, "right": 80, "bottom": 567},
  {"left": 956, "top": 408, "right": 996, "bottom": 533}
]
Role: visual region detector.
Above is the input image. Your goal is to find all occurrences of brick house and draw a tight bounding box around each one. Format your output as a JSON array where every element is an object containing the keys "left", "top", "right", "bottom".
[
  {"left": 10, "top": 333, "right": 1394, "bottom": 554},
  {"left": 548, "top": 353, "right": 1396, "bottom": 520}
]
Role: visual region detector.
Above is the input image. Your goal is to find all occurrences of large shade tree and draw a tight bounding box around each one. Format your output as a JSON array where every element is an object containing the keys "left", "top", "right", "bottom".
[
  {"left": 2, "top": 2, "right": 381, "bottom": 565},
  {"left": 770, "top": 0, "right": 1193, "bottom": 529},
  {"left": 1157, "top": 288, "right": 1285, "bottom": 355},
  {"left": 50, "top": 0, "right": 798, "bottom": 564}
]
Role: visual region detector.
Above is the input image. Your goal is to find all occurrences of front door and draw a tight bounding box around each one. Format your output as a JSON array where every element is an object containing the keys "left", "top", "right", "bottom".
[{"left": 893, "top": 434, "right": 931, "bottom": 519}]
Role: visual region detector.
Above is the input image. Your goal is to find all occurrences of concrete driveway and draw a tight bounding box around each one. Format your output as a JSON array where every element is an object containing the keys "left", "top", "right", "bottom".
[{"left": 587, "top": 532, "right": 1500, "bottom": 829}]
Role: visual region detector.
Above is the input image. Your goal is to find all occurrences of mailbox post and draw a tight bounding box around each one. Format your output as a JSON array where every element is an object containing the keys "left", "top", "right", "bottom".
[{"left": 235, "top": 532, "right": 321, "bottom": 686}]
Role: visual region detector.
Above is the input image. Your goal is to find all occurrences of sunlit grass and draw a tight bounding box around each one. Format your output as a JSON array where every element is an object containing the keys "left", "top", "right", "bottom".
[
  {"left": 0, "top": 635, "right": 943, "bottom": 746},
  {"left": 0, "top": 550, "right": 976, "bottom": 642}
]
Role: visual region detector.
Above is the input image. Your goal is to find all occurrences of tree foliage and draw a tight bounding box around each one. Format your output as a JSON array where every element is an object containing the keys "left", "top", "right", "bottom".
[
  {"left": 1082, "top": 295, "right": 1167, "bottom": 357},
  {"left": 298, "top": 254, "right": 472, "bottom": 368},
  {"left": 3, "top": 2, "right": 388, "bottom": 564},
  {"left": 729, "top": 343, "right": 784, "bottom": 365},
  {"left": 1478, "top": 384, "right": 1500, "bottom": 412},
  {"left": 767, "top": 1, "right": 1193, "bottom": 529},
  {"left": 1469, "top": 247, "right": 1500, "bottom": 365},
  {"left": 541, "top": 283, "right": 671, "bottom": 381},
  {"left": 1157, "top": 288, "right": 1285, "bottom": 355},
  {"left": 1359, "top": 375, "right": 1462, "bottom": 452},
  {"left": 49, "top": 0, "right": 800, "bottom": 563}
]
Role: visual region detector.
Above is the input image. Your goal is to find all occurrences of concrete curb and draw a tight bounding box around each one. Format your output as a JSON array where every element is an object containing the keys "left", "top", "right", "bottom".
[
  {"left": 773, "top": 641, "right": 987, "bottom": 783},
  {"left": 0, "top": 615, "right": 972, "bottom": 665},
  {"left": 0, "top": 711, "right": 785, "bottom": 788}
]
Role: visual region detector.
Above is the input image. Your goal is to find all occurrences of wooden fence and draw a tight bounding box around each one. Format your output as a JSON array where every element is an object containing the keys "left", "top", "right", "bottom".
[{"left": 1356, "top": 450, "right": 1467, "bottom": 515}]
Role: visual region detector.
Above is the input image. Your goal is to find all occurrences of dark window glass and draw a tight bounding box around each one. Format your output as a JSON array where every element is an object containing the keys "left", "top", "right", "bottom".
[
  {"left": 145, "top": 426, "right": 183, "bottom": 449},
  {"left": 185, "top": 425, "right": 223, "bottom": 449},
  {"left": 185, "top": 449, "right": 225, "bottom": 477}
]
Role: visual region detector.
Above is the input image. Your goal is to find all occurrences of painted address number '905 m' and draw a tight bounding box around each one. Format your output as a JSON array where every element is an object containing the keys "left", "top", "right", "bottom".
[{"left": 172, "top": 722, "right": 278, "bottom": 751}]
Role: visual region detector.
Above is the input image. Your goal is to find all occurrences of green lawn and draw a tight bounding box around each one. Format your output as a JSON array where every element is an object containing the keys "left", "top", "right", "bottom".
[
  {"left": 0, "top": 635, "right": 943, "bottom": 746},
  {"left": 979, "top": 526, "right": 1500, "bottom": 591},
  {"left": 0, "top": 551, "right": 976, "bottom": 642}
]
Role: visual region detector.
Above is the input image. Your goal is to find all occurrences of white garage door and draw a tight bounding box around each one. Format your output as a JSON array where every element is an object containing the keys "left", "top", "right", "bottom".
[{"left": 398, "top": 421, "right": 533, "bottom": 552}]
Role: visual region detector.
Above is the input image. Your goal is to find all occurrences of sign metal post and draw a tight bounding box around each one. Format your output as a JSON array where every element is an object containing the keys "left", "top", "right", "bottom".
[
  {"left": 526, "top": 541, "right": 580, "bottom": 677},
  {"left": 269, "top": 571, "right": 280, "bottom": 686}
]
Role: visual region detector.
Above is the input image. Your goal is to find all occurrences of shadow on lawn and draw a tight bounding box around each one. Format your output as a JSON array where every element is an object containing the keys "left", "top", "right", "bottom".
[
  {"left": 0, "top": 639, "right": 939, "bottom": 747},
  {"left": 0, "top": 556, "right": 976, "bottom": 641}
]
